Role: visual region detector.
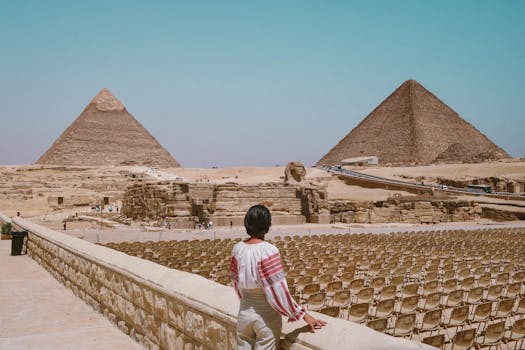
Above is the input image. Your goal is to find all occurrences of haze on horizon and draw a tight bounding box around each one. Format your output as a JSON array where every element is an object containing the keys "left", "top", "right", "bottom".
[{"left": 0, "top": 1, "right": 523, "bottom": 167}]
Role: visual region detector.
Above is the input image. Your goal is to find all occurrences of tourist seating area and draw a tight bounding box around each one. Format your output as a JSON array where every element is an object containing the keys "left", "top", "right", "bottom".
[{"left": 104, "top": 228, "right": 525, "bottom": 349}]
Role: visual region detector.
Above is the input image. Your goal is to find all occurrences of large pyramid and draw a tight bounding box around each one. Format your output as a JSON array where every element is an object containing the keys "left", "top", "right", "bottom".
[
  {"left": 37, "top": 89, "right": 181, "bottom": 168},
  {"left": 317, "top": 80, "right": 509, "bottom": 166}
]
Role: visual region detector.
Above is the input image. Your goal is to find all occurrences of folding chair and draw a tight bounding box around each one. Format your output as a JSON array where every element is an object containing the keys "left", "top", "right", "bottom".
[
  {"left": 504, "top": 318, "right": 525, "bottom": 350},
  {"left": 450, "top": 328, "right": 476, "bottom": 350},
  {"left": 347, "top": 302, "right": 369, "bottom": 323},
  {"left": 389, "top": 313, "right": 416, "bottom": 338},
  {"left": 422, "top": 334, "right": 445, "bottom": 349},
  {"left": 476, "top": 321, "right": 505, "bottom": 349},
  {"left": 366, "top": 317, "right": 388, "bottom": 333},
  {"left": 319, "top": 306, "right": 340, "bottom": 318}
]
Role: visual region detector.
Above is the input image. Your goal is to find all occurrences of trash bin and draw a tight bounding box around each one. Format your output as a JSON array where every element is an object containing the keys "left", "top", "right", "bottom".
[{"left": 11, "top": 231, "right": 28, "bottom": 256}]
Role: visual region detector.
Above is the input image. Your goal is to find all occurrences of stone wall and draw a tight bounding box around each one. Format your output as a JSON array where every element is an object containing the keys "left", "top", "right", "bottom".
[
  {"left": 330, "top": 200, "right": 482, "bottom": 224},
  {"left": 122, "top": 180, "right": 330, "bottom": 227},
  {"left": 0, "top": 212, "right": 432, "bottom": 350}
]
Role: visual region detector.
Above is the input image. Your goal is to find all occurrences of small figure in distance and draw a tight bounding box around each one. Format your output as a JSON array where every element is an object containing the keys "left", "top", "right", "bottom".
[
  {"left": 63, "top": 221, "right": 67, "bottom": 231},
  {"left": 231, "top": 205, "right": 326, "bottom": 349}
]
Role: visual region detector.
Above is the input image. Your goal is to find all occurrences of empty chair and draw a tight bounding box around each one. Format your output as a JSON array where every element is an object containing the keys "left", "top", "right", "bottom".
[
  {"left": 301, "top": 283, "right": 320, "bottom": 300},
  {"left": 400, "top": 283, "right": 419, "bottom": 298},
  {"left": 354, "top": 287, "right": 374, "bottom": 304},
  {"left": 370, "top": 276, "right": 385, "bottom": 291},
  {"left": 389, "top": 275, "right": 405, "bottom": 289},
  {"left": 347, "top": 302, "right": 369, "bottom": 323},
  {"left": 305, "top": 292, "right": 326, "bottom": 311},
  {"left": 442, "top": 278, "right": 458, "bottom": 294},
  {"left": 460, "top": 276, "right": 475, "bottom": 291},
  {"left": 366, "top": 317, "right": 388, "bottom": 333},
  {"left": 450, "top": 328, "right": 476, "bottom": 350},
  {"left": 504, "top": 281, "right": 521, "bottom": 299},
  {"left": 318, "top": 273, "right": 333, "bottom": 289},
  {"left": 389, "top": 313, "right": 416, "bottom": 338},
  {"left": 297, "top": 275, "right": 313, "bottom": 290},
  {"left": 469, "top": 301, "right": 492, "bottom": 327},
  {"left": 505, "top": 318, "right": 525, "bottom": 350},
  {"left": 496, "top": 272, "right": 510, "bottom": 285},
  {"left": 422, "top": 334, "right": 445, "bottom": 349},
  {"left": 373, "top": 298, "right": 395, "bottom": 319},
  {"left": 458, "top": 267, "right": 472, "bottom": 280},
  {"left": 378, "top": 285, "right": 397, "bottom": 301},
  {"left": 319, "top": 306, "right": 340, "bottom": 318},
  {"left": 478, "top": 273, "right": 492, "bottom": 288},
  {"left": 464, "top": 286, "right": 484, "bottom": 305},
  {"left": 476, "top": 321, "right": 505, "bottom": 349},
  {"left": 444, "top": 289, "right": 464, "bottom": 308},
  {"left": 340, "top": 272, "right": 354, "bottom": 288},
  {"left": 442, "top": 305, "right": 469, "bottom": 329},
  {"left": 397, "top": 295, "right": 419, "bottom": 314},
  {"left": 349, "top": 278, "right": 365, "bottom": 294},
  {"left": 416, "top": 308, "right": 442, "bottom": 336},
  {"left": 326, "top": 280, "right": 343, "bottom": 297},
  {"left": 331, "top": 290, "right": 351, "bottom": 308},
  {"left": 484, "top": 284, "right": 503, "bottom": 302},
  {"left": 516, "top": 297, "right": 525, "bottom": 314},
  {"left": 473, "top": 266, "right": 486, "bottom": 279},
  {"left": 425, "top": 270, "right": 439, "bottom": 282},
  {"left": 492, "top": 297, "right": 515, "bottom": 320},
  {"left": 421, "top": 279, "right": 439, "bottom": 297},
  {"left": 421, "top": 292, "right": 442, "bottom": 311},
  {"left": 513, "top": 270, "right": 525, "bottom": 283}
]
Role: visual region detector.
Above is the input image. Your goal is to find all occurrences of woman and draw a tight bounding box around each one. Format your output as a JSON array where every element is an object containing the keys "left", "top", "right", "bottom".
[{"left": 230, "top": 205, "right": 326, "bottom": 349}]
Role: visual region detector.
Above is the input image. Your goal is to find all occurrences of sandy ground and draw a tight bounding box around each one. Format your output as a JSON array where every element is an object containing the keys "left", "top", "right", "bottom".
[
  {"left": 0, "top": 240, "right": 142, "bottom": 350},
  {"left": 355, "top": 160, "right": 525, "bottom": 182}
]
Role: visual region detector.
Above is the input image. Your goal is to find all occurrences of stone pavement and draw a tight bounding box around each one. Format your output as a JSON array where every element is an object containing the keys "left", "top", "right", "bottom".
[{"left": 0, "top": 240, "right": 142, "bottom": 350}]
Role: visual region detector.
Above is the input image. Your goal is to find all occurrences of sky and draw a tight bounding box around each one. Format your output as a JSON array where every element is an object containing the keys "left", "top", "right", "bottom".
[{"left": 0, "top": 0, "right": 523, "bottom": 167}]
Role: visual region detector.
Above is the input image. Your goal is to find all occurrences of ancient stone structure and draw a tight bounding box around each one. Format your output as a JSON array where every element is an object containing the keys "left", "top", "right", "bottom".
[
  {"left": 122, "top": 180, "right": 330, "bottom": 227},
  {"left": 317, "top": 80, "right": 509, "bottom": 166},
  {"left": 36, "top": 89, "right": 180, "bottom": 168},
  {"left": 329, "top": 199, "right": 482, "bottom": 224},
  {"left": 284, "top": 161, "right": 306, "bottom": 183}
]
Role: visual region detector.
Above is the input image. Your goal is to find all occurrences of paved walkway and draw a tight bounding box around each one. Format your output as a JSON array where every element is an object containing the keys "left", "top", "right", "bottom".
[{"left": 0, "top": 240, "right": 142, "bottom": 350}]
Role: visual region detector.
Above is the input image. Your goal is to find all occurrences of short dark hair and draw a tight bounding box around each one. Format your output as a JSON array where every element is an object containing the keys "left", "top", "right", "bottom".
[{"left": 244, "top": 205, "right": 271, "bottom": 238}]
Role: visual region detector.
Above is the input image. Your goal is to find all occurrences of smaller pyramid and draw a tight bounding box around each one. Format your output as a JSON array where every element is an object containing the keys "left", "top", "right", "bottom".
[
  {"left": 37, "top": 89, "right": 180, "bottom": 168},
  {"left": 317, "top": 80, "right": 509, "bottom": 166}
]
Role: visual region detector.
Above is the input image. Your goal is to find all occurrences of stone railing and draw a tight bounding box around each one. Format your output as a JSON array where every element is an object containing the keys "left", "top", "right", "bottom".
[{"left": 0, "top": 212, "right": 431, "bottom": 350}]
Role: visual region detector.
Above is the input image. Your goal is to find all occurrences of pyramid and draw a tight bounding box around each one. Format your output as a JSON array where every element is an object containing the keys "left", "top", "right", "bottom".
[
  {"left": 317, "top": 80, "right": 509, "bottom": 166},
  {"left": 36, "top": 89, "right": 181, "bottom": 168}
]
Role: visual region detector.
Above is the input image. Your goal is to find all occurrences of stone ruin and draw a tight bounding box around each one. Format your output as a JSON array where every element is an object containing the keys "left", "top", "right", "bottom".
[{"left": 122, "top": 180, "right": 330, "bottom": 228}]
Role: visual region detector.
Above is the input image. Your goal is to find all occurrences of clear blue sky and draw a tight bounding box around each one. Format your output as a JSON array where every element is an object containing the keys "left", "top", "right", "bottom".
[{"left": 0, "top": 0, "right": 523, "bottom": 167}]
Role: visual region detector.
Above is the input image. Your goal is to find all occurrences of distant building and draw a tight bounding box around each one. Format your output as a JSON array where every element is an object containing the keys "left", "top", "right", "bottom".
[{"left": 340, "top": 156, "right": 379, "bottom": 166}]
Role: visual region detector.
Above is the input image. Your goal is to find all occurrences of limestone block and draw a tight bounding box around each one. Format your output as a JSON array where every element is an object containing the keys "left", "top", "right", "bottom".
[
  {"left": 145, "top": 314, "right": 160, "bottom": 344},
  {"left": 154, "top": 293, "right": 168, "bottom": 322},
  {"left": 143, "top": 288, "right": 154, "bottom": 313},
  {"left": 185, "top": 309, "right": 204, "bottom": 342},
  {"left": 203, "top": 318, "right": 228, "bottom": 349},
  {"left": 160, "top": 322, "right": 178, "bottom": 350}
]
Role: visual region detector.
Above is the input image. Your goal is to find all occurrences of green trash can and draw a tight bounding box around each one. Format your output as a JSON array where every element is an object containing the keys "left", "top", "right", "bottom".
[{"left": 11, "top": 231, "right": 28, "bottom": 256}]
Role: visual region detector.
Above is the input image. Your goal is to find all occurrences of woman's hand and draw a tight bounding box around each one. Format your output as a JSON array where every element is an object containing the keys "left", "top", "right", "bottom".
[{"left": 303, "top": 313, "right": 327, "bottom": 332}]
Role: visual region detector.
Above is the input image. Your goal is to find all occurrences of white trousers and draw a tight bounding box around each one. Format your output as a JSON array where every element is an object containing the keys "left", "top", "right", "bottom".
[{"left": 237, "top": 288, "right": 282, "bottom": 350}]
